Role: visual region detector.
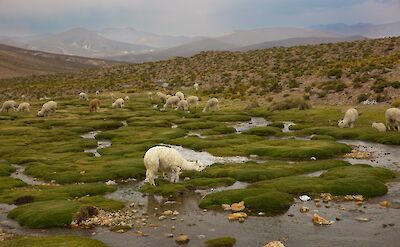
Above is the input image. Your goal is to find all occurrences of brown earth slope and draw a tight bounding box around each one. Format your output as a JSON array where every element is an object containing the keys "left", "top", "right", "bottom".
[{"left": 0, "top": 44, "right": 119, "bottom": 79}]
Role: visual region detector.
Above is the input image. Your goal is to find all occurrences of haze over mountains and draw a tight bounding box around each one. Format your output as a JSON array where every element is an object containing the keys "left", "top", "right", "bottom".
[
  {"left": 0, "top": 21, "right": 399, "bottom": 64},
  {"left": 311, "top": 21, "right": 400, "bottom": 38}
]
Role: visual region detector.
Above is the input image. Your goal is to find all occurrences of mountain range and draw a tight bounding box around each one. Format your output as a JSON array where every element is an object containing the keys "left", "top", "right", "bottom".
[
  {"left": 0, "top": 21, "right": 399, "bottom": 65},
  {"left": 311, "top": 21, "right": 400, "bottom": 38}
]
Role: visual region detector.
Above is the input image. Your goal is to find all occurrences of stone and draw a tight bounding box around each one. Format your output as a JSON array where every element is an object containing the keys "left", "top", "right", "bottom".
[
  {"left": 264, "top": 241, "right": 285, "bottom": 247},
  {"left": 158, "top": 215, "right": 167, "bottom": 221},
  {"left": 231, "top": 201, "right": 245, "bottom": 212},
  {"left": 312, "top": 214, "right": 334, "bottom": 225},
  {"left": 299, "top": 206, "right": 309, "bottom": 213},
  {"left": 176, "top": 234, "right": 190, "bottom": 245},
  {"left": 162, "top": 210, "right": 173, "bottom": 216},
  {"left": 221, "top": 204, "right": 231, "bottom": 211},
  {"left": 299, "top": 195, "right": 311, "bottom": 202},
  {"left": 379, "top": 200, "right": 391, "bottom": 208},
  {"left": 354, "top": 195, "right": 364, "bottom": 201},
  {"left": 355, "top": 217, "right": 370, "bottom": 222},
  {"left": 105, "top": 180, "right": 117, "bottom": 186},
  {"left": 227, "top": 212, "right": 248, "bottom": 221}
]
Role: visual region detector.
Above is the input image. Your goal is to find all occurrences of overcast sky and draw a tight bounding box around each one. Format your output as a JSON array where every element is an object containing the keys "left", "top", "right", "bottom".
[{"left": 0, "top": 0, "right": 399, "bottom": 37}]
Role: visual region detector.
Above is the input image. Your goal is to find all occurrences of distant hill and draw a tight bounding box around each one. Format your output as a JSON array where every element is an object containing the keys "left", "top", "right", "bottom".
[
  {"left": 16, "top": 28, "right": 153, "bottom": 58},
  {"left": 216, "top": 27, "right": 341, "bottom": 46},
  {"left": 2, "top": 36, "right": 399, "bottom": 105},
  {"left": 311, "top": 21, "right": 400, "bottom": 38},
  {"left": 97, "top": 27, "right": 200, "bottom": 49},
  {"left": 108, "top": 38, "right": 240, "bottom": 63},
  {"left": 0, "top": 44, "right": 118, "bottom": 79},
  {"left": 105, "top": 27, "right": 342, "bottom": 62},
  {"left": 237, "top": 35, "right": 367, "bottom": 51}
]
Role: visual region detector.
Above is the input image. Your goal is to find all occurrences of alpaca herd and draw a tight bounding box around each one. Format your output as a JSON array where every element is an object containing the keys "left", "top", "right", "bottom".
[
  {"left": 2, "top": 90, "right": 400, "bottom": 188},
  {"left": 338, "top": 107, "right": 400, "bottom": 132}
]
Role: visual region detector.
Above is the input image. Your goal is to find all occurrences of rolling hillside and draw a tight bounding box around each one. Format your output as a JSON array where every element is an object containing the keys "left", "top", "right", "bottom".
[
  {"left": 0, "top": 44, "right": 118, "bottom": 79},
  {"left": 1, "top": 37, "right": 399, "bottom": 105}
]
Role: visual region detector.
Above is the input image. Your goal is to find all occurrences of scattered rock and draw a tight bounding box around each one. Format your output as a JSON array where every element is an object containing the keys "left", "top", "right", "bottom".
[
  {"left": 379, "top": 200, "right": 391, "bottom": 208},
  {"left": 312, "top": 214, "right": 334, "bottom": 225},
  {"left": 158, "top": 215, "right": 167, "bottom": 221},
  {"left": 176, "top": 234, "right": 190, "bottom": 245},
  {"left": 73, "top": 206, "right": 99, "bottom": 224},
  {"left": 227, "top": 212, "right": 247, "bottom": 221},
  {"left": 231, "top": 201, "right": 245, "bottom": 212},
  {"left": 354, "top": 195, "right": 364, "bottom": 201},
  {"left": 105, "top": 180, "right": 117, "bottom": 186},
  {"left": 162, "top": 210, "right": 174, "bottom": 216},
  {"left": 221, "top": 204, "right": 231, "bottom": 211},
  {"left": 264, "top": 241, "right": 285, "bottom": 247},
  {"left": 355, "top": 217, "right": 370, "bottom": 222},
  {"left": 299, "top": 206, "right": 309, "bottom": 213},
  {"left": 299, "top": 195, "right": 311, "bottom": 202}
]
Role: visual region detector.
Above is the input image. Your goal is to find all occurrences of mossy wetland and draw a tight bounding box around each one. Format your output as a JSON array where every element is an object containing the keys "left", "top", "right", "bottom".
[{"left": 0, "top": 92, "right": 399, "bottom": 247}]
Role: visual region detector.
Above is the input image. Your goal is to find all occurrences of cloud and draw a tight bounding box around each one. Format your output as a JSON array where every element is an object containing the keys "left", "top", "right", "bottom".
[{"left": 0, "top": 0, "right": 399, "bottom": 36}]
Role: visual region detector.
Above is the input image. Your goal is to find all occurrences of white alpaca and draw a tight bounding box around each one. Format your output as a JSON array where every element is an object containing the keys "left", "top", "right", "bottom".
[
  {"left": 112, "top": 98, "right": 124, "bottom": 108},
  {"left": 1, "top": 100, "right": 16, "bottom": 112},
  {"left": 156, "top": 92, "right": 168, "bottom": 102},
  {"left": 187, "top": 96, "right": 199, "bottom": 109},
  {"left": 194, "top": 83, "right": 199, "bottom": 91},
  {"left": 143, "top": 146, "right": 204, "bottom": 186},
  {"left": 163, "top": 96, "right": 180, "bottom": 109},
  {"left": 79, "top": 92, "right": 89, "bottom": 101},
  {"left": 176, "top": 100, "right": 189, "bottom": 111},
  {"left": 203, "top": 98, "right": 219, "bottom": 113},
  {"left": 372, "top": 122, "right": 386, "bottom": 132},
  {"left": 124, "top": 96, "right": 130, "bottom": 101},
  {"left": 37, "top": 101, "right": 57, "bottom": 117},
  {"left": 385, "top": 108, "right": 400, "bottom": 132},
  {"left": 338, "top": 108, "right": 358, "bottom": 128},
  {"left": 17, "top": 102, "right": 30, "bottom": 112},
  {"left": 175, "top": 91, "right": 185, "bottom": 101}
]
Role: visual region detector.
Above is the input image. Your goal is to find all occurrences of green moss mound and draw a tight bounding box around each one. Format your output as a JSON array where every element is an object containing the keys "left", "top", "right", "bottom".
[
  {"left": 0, "top": 236, "right": 108, "bottom": 247},
  {"left": 8, "top": 196, "right": 123, "bottom": 229},
  {"left": 205, "top": 237, "right": 237, "bottom": 247},
  {"left": 199, "top": 165, "right": 395, "bottom": 215}
]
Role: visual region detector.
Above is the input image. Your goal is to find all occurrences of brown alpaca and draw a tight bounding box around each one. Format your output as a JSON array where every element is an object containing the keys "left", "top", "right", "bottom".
[{"left": 89, "top": 99, "right": 100, "bottom": 112}]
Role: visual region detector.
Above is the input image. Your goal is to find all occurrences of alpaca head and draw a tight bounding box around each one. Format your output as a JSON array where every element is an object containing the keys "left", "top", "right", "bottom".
[
  {"left": 338, "top": 119, "right": 346, "bottom": 128},
  {"left": 194, "top": 160, "right": 205, "bottom": 171}
]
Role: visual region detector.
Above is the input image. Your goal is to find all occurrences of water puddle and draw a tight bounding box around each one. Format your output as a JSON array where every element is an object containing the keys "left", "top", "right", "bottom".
[
  {"left": 10, "top": 165, "right": 49, "bottom": 186},
  {"left": 185, "top": 133, "right": 207, "bottom": 139},
  {"left": 339, "top": 140, "right": 400, "bottom": 172},
  {"left": 195, "top": 181, "right": 249, "bottom": 196},
  {"left": 163, "top": 144, "right": 251, "bottom": 167},
  {"left": 81, "top": 131, "right": 112, "bottom": 157},
  {"left": 301, "top": 170, "right": 328, "bottom": 177},
  {"left": 232, "top": 117, "right": 271, "bottom": 133},
  {"left": 282, "top": 121, "right": 295, "bottom": 133}
]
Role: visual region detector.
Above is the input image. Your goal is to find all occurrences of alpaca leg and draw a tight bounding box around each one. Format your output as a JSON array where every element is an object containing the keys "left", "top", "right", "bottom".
[{"left": 146, "top": 170, "right": 156, "bottom": 186}]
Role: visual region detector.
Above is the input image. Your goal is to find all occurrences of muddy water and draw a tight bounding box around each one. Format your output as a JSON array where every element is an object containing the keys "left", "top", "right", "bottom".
[
  {"left": 2, "top": 128, "right": 400, "bottom": 246},
  {"left": 232, "top": 117, "right": 272, "bottom": 133},
  {"left": 81, "top": 131, "right": 112, "bottom": 157},
  {"left": 10, "top": 165, "right": 48, "bottom": 186},
  {"left": 95, "top": 182, "right": 400, "bottom": 247},
  {"left": 282, "top": 121, "right": 295, "bottom": 133},
  {"left": 339, "top": 140, "right": 400, "bottom": 172},
  {"left": 163, "top": 144, "right": 250, "bottom": 167}
]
